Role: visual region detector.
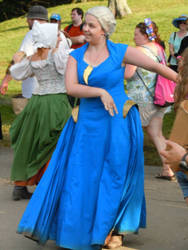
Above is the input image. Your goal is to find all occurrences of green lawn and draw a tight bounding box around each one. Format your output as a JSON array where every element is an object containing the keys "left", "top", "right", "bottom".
[{"left": 0, "top": 0, "right": 188, "bottom": 164}]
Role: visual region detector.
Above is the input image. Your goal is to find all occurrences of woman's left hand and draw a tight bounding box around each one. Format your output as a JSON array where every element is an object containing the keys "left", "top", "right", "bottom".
[{"left": 100, "top": 89, "right": 118, "bottom": 116}]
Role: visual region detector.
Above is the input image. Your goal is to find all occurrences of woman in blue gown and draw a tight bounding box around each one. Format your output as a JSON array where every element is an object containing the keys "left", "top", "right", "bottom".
[{"left": 17, "top": 6, "right": 177, "bottom": 250}]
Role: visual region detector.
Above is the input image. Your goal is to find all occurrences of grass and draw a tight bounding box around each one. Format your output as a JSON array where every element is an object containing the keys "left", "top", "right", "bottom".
[{"left": 0, "top": 0, "right": 188, "bottom": 164}]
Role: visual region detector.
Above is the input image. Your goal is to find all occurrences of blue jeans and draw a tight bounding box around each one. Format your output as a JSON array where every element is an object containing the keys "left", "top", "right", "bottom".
[{"left": 176, "top": 171, "right": 188, "bottom": 199}]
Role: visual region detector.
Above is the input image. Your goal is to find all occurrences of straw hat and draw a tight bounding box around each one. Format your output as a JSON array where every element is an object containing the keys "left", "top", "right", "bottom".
[{"left": 172, "top": 14, "right": 188, "bottom": 28}]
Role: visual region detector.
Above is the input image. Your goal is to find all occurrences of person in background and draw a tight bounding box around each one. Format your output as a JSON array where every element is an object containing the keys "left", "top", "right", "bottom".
[
  {"left": 64, "top": 8, "right": 85, "bottom": 107},
  {"left": 64, "top": 7, "right": 86, "bottom": 49},
  {"left": 0, "top": 5, "right": 48, "bottom": 99},
  {"left": 8, "top": 21, "right": 72, "bottom": 201},
  {"left": 176, "top": 37, "right": 188, "bottom": 57},
  {"left": 174, "top": 18, "right": 188, "bottom": 58},
  {"left": 161, "top": 141, "right": 188, "bottom": 205},
  {"left": 152, "top": 21, "right": 166, "bottom": 50},
  {"left": 125, "top": 19, "right": 175, "bottom": 181},
  {"left": 161, "top": 48, "right": 188, "bottom": 205},
  {"left": 168, "top": 14, "right": 188, "bottom": 72},
  {"left": 50, "top": 13, "right": 74, "bottom": 107},
  {"left": 50, "top": 13, "right": 72, "bottom": 48},
  {"left": 50, "top": 13, "right": 61, "bottom": 30},
  {"left": 174, "top": 48, "right": 188, "bottom": 111},
  {"left": 17, "top": 6, "right": 177, "bottom": 250}
]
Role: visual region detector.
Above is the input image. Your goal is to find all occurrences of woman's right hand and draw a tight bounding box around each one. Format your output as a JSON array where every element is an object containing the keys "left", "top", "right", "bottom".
[
  {"left": 100, "top": 89, "right": 118, "bottom": 116},
  {"left": 12, "top": 51, "right": 26, "bottom": 64},
  {"left": 0, "top": 80, "right": 8, "bottom": 95}
]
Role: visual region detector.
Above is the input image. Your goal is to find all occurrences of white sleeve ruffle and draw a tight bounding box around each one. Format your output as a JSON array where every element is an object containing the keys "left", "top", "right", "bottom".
[
  {"left": 10, "top": 58, "right": 34, "bottom": 80},
  {"left": 53, "top": 37, "right": 73, "bottom": 75}
]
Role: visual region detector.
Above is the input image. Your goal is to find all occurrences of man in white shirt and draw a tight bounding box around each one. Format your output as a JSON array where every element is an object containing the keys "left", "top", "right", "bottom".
[{"left": 0, "top": 5, "right": 48, "bottom": 99}]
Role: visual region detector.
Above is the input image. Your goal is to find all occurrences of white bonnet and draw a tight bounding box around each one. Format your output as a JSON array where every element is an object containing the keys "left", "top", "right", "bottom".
[
  {"left": 86, "top": 6, "right": 116, "bottom": 38},
  {"left": 32, "top": 21, "right": 58, "bottom": 50}
]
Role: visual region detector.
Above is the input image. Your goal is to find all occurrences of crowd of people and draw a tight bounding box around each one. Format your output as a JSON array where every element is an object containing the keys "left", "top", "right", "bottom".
[{"left": 0, "top": 4, "right": 188, "bottom": 250}]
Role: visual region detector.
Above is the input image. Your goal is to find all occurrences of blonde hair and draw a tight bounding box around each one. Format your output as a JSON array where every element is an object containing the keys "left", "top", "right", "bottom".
[
  {"left": 174, "top": 48, "right": 188, "bottom": 111},
  {"left": 86, "top": 6, "right": 116, "bottom": 38}
]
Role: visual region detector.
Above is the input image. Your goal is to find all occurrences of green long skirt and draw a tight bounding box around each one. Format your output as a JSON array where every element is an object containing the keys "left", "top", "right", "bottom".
[{"left": 10, "top": 93, "right": 72, "bottom": 182}]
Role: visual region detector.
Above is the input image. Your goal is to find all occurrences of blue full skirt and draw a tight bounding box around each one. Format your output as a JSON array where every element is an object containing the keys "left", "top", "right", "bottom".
[{"left": 17, "top": 97, "right": 146, "bottom": 250}]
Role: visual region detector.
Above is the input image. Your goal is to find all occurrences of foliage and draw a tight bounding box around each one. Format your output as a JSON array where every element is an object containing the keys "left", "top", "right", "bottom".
[{"left": 0, "top": 0, "right": 72, "bottom": 22}]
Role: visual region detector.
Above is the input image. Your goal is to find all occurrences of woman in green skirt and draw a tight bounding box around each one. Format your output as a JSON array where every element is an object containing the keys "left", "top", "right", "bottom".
[{"left": 9, "top": 21, "right": 72, "bottom": 200}]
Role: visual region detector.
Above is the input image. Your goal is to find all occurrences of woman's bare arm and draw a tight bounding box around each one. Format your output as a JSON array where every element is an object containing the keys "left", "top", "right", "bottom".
[
  {"left": 124, "top": 47, "right": 146, "bottom": 79},
  {"left": 65, "top": 56, "right": 118, "bottom": 116},
  {"left": 123, "top": 46, "right": 177, "bottom": 82},
  {"left": 65, "top": 56, "right": 105, "bottom": 98}
]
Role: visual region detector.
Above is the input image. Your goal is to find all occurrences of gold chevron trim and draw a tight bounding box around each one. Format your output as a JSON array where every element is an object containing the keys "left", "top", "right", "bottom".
[
  {"left": 123, "top": 100, "right": 138, "bottom": 118},
  {"left": 83, "top": 65, "right": 93, "bottom": 84}
]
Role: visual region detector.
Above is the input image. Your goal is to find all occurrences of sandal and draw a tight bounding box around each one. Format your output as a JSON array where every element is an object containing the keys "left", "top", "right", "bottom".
[
  {"left": 155, "top": 173, "right": 176, "bottom": 181},
  {"left": 104, "top": 235, "right": 123, "bottom": 249}
]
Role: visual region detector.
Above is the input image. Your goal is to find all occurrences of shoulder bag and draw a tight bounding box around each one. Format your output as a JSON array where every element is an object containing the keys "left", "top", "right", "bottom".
[{"left": 136, "top": 46, "right": 176, "bottom": 107}]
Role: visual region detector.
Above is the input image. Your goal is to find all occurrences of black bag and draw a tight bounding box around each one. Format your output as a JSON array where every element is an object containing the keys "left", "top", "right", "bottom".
[
  {"left": 168, "top": 32, "right": 176, "bottom": 63},
  {"left": 167, "top": 55, "right": 171, "bottom": 63}
]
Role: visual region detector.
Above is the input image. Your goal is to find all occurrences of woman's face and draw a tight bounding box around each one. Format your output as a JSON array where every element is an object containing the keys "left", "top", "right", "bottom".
[
  {"left": 83, "top": 14, "right": 105, "bottom": 43},
  {"left": 178, "top": 21, "right": 188, "bottom": 31},
  {"left": 134, "top": 27, "right": 148, "bottom": 46}
]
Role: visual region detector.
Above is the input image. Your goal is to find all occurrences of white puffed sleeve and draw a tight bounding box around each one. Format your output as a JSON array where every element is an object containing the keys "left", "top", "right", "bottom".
[
  {"left": 53, "top": 34, "right": 73, "bottom": 75},
  {"left": 10, "top": 58, "right": 34, "bottom": 80}
]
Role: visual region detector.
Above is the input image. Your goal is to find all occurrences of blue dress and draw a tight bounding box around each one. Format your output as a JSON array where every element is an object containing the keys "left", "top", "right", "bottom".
[{"left": 17, "top": 40, "right": 146, "bottom": 250}]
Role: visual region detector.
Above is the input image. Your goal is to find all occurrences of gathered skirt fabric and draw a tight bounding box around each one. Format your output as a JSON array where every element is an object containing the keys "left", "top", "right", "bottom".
[
  {"left": 10, "top": 93, "right": 72, "bottom": 182},
  {"left": 17, "top": 95, "right": 146, "bottom": 250}
]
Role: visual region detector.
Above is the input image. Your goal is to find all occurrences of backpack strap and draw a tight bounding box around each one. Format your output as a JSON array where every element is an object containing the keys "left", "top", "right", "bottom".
[
  {"left": 66, "top": 24, "right": 73, "bottom": 32},
  {"left": 141, "top": 45, "right": 161, "bottom": 63},
  {"left": 173, "top": 32, "right": 176, "bottom": 41},
  {"left": 66, "top": 23, "right": 84, "bottom": 32},
  {"left": 135, "top": 70, "right": 154, "bottom": 99},
  {"left": 80, "top": 23, "right": 84, "bottom": 30}
]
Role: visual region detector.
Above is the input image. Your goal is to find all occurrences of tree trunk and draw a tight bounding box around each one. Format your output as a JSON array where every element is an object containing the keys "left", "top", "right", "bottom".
[{"left": 108, "top": 0, "right": 132, "bottom": 18}]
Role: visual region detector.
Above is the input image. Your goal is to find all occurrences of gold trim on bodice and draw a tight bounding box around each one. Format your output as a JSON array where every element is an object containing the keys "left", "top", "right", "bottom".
[
  {"left": 83, "top": 65, "right": 93, "bottom": 85},
  {"left": 123, "top": 100, "right": 138, "bottom": 118},
  {"left": 72, "top": 106, "right": 79, "bottom": 123}
]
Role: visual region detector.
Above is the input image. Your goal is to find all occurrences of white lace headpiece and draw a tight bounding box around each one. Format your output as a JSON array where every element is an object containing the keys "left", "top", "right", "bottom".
[{"left": 32, "top": 21, "right": 58, "bottom": 50}]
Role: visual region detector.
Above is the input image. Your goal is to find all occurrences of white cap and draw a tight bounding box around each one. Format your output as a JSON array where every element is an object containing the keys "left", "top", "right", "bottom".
[{"left": 32, "top": 21, "right": 58, "bottom": 50}]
